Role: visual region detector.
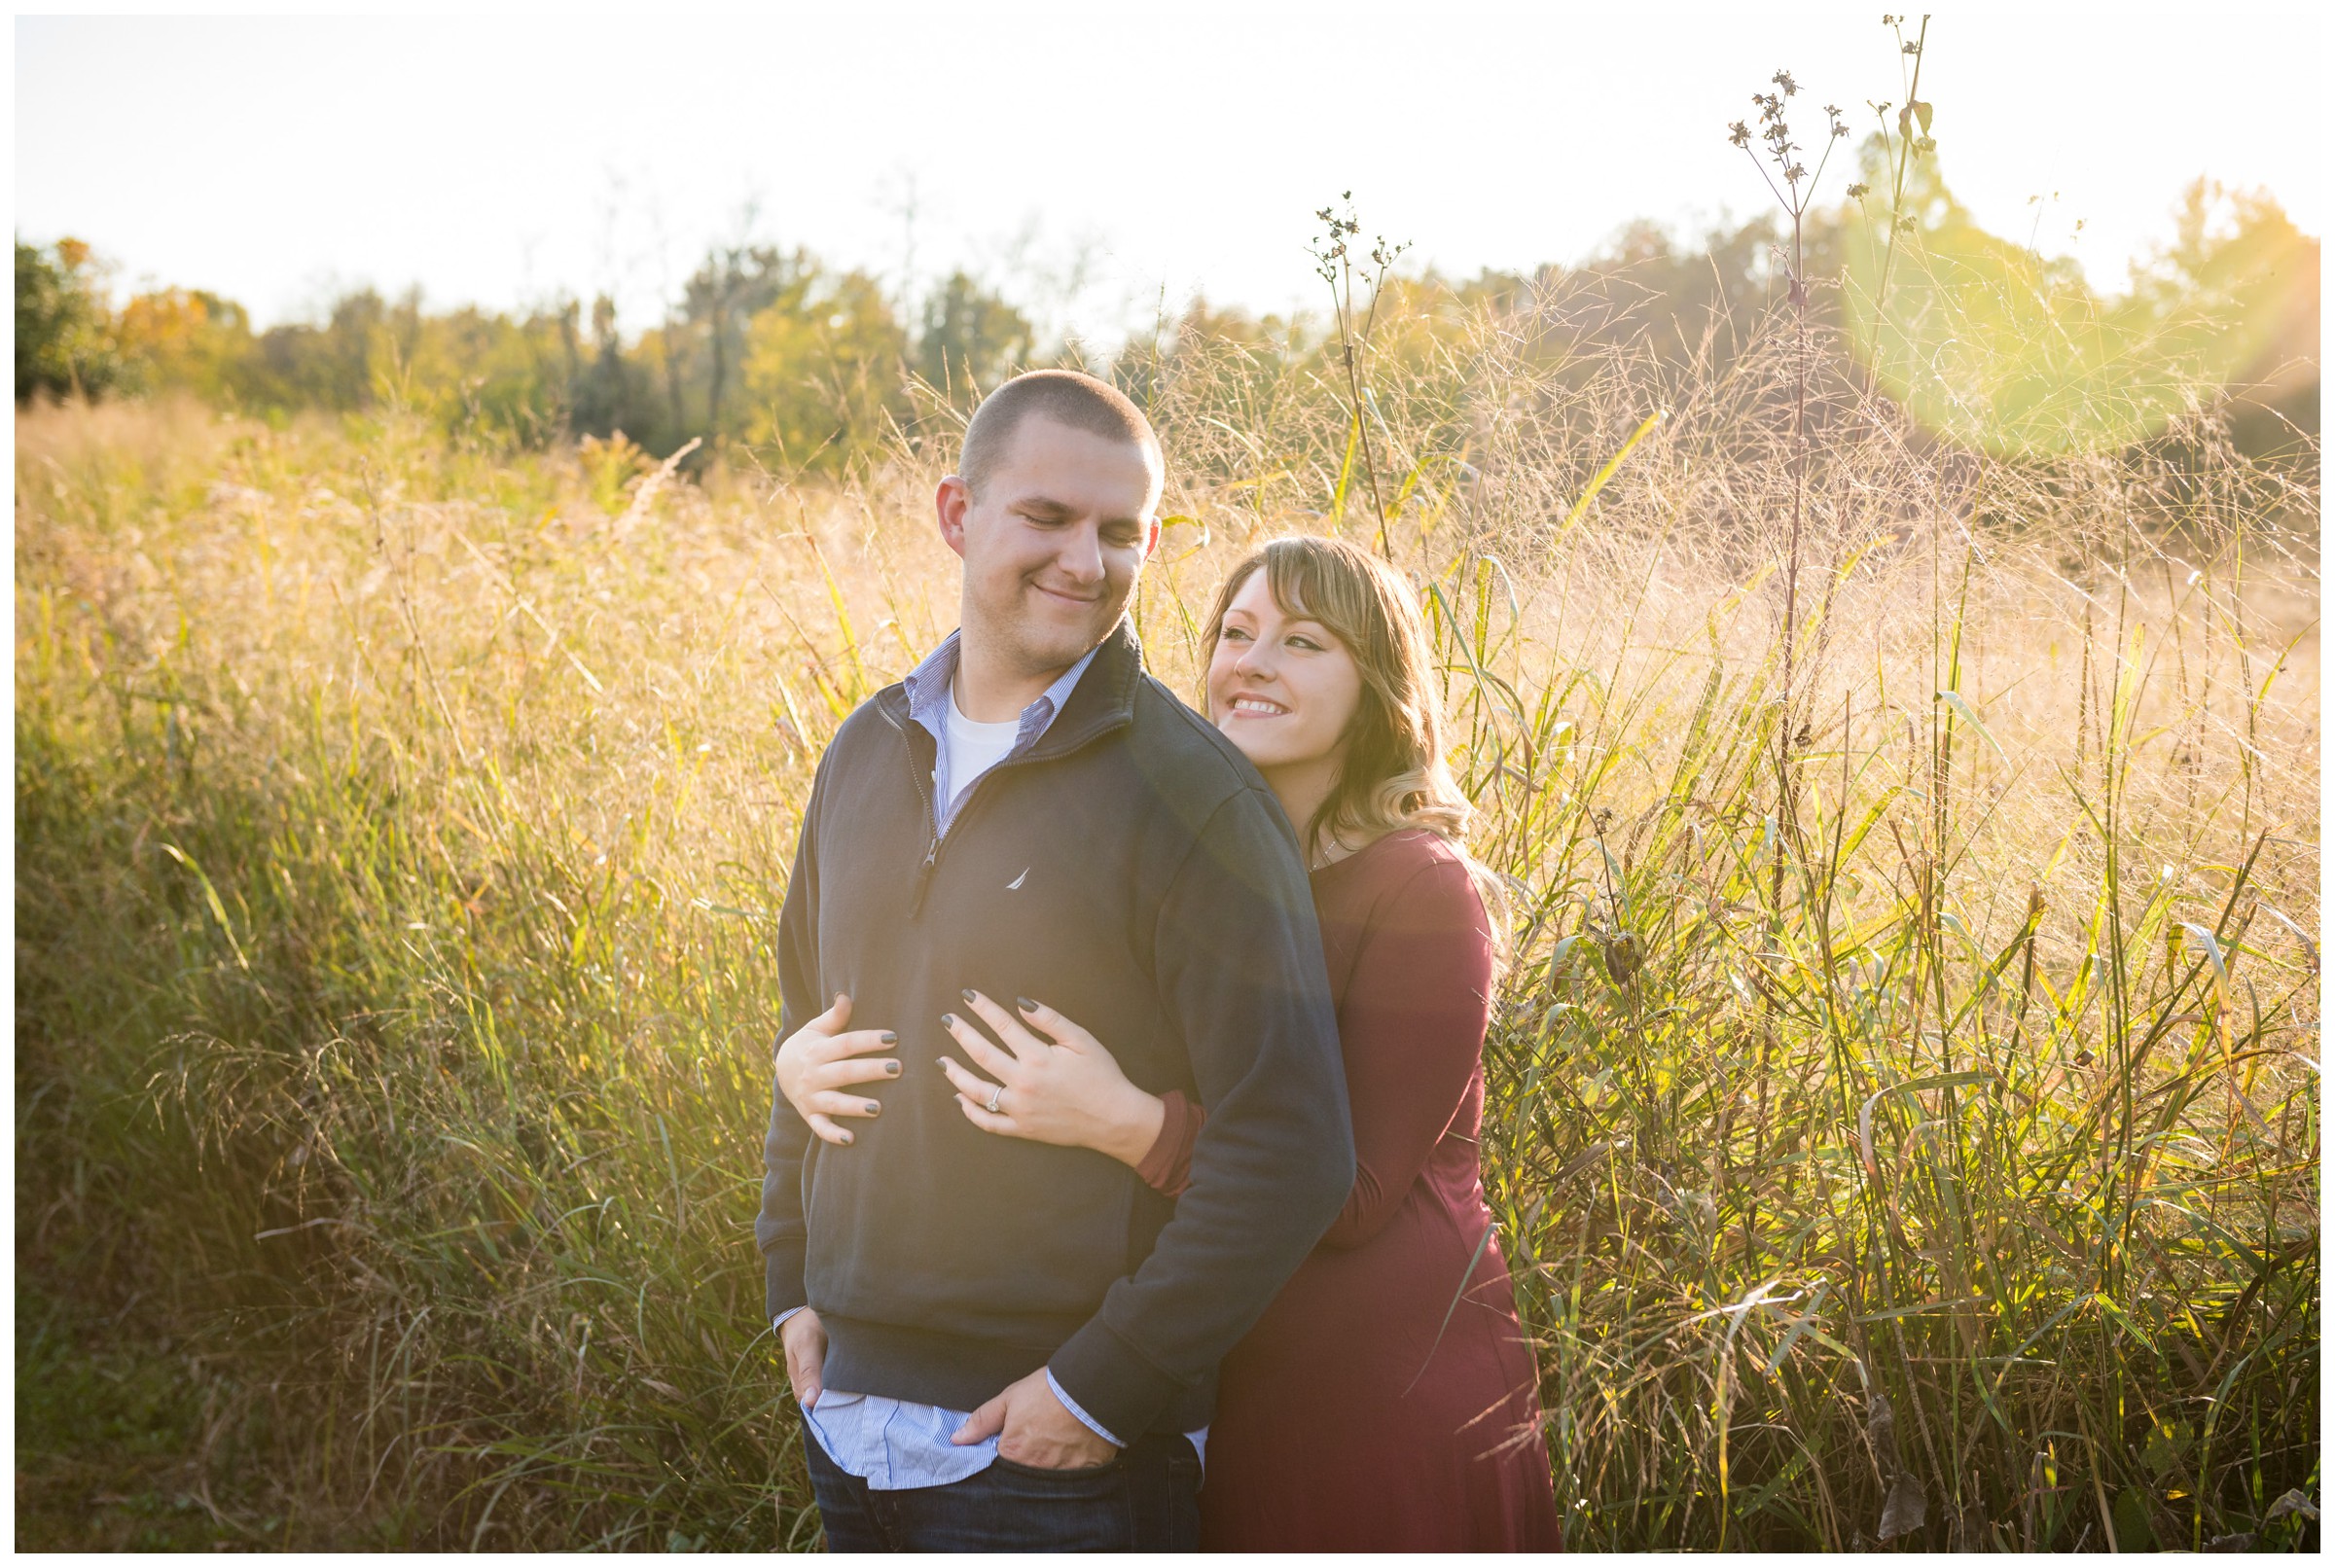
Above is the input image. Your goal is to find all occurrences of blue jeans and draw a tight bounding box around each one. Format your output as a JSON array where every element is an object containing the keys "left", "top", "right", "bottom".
[{"left": 805, "top": 1430, "right": 1202, "bottom": 1551}]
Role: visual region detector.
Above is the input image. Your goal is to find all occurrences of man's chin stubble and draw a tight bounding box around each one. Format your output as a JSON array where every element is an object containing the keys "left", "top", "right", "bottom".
[{"left": 988, "top": 620, "right": 1101, "bottom": 680}]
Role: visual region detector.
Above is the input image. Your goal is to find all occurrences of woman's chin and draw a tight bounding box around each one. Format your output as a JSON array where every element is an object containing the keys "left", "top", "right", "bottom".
[
  {"left": 1212, "top": 727, "right": 1313, "bottom": 775},
  {"left": 1211, "top": 720, "right": 1274, "bottom": 766}
]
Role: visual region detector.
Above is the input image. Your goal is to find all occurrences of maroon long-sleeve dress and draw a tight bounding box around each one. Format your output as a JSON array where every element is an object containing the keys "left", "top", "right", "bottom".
[{"left": 1135, "top": 828, "right": 1563, "bottom": 1551}]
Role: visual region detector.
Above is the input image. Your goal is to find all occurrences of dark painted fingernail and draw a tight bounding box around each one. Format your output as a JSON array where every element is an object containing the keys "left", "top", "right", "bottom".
[
  {"left": 1017, "top": 996, "right": 1038, "bottom": 1013},
  {"left": 960, "top": 987, "right": 977, "bottom": 1005},
  {"left": 865, "top": 1100, "right": 881, "bottom": 1116},
  {"left": 885, "top": 1061, "right": 901, "bottom": 1077},
  {"left": 940, "top": 1013, "right": 955, "bottom": 1028},
  {"left": 840, "top": 1131, "right": 853, "bottom": 1145},
  {"left": 880, "top": 1031, "right": 897, "bottom": 1044}
]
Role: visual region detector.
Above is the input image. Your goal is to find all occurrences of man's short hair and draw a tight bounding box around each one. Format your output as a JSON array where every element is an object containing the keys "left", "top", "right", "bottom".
[{"left": 958, "top": 370, "right": 1162, "bottom": 501}]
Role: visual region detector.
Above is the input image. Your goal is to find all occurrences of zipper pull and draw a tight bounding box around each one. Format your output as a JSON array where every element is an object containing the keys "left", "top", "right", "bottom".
[{"left": 909, "top": 843, "right": 939, "bottom": 919}]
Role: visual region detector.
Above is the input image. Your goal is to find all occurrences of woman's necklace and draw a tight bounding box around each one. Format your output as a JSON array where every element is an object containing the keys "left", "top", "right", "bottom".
[{"left": 1310, "top": 826, "right": 1397, "bottom": 871}]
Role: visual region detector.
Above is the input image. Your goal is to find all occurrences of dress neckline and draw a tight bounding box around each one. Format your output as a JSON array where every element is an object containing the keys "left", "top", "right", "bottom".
[{"left": 1308, "top": 826, "right": 1437, "bottom": 882}]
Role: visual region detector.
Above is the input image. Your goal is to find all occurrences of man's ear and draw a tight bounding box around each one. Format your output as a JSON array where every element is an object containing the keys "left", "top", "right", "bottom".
[{"left": 935, "top": 475, "right": 971, "bottom": 561}]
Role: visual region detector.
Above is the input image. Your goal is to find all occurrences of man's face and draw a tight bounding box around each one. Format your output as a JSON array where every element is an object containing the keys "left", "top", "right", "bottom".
[{"left": 938, "top": 415, "right": 1162, "bottom": 679}]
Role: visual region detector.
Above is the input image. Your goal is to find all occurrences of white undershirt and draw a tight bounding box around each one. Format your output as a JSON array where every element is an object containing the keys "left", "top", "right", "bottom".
[{"left": 941, "top": 685, "right": 1023, "bottom": 811}]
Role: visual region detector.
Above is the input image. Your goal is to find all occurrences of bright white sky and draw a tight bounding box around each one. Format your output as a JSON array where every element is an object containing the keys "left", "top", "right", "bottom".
[{"left": 14, "top": 5, "right": 2325, "bottom": 349}]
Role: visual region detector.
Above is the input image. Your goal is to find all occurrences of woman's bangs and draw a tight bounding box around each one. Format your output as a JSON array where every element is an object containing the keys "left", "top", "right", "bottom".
[{"left": 1262, "top": 542, "right": 1370, "bottom": 656}]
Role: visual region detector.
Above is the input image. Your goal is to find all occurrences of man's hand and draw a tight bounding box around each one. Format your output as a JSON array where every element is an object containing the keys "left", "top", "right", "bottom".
[
  {"left": 950, "top": 1367, "right": 1118, "bottom": 1470},
  {"left": 778, "top": 1308, "right": 828, "bottom": 1408}
]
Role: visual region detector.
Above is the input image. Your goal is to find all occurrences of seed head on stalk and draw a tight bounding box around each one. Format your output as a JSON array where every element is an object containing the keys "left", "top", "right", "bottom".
[
  {"left": 1725, "top": 63, "right": 1847, "bottom": 929},
  {"left": 1310, "top": 192, "right": 1408, "bottom": 558}
]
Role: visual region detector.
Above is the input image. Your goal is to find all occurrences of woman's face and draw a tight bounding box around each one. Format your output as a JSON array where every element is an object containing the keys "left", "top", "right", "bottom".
[{"left": 1205, "top": 569, "right": 1365, "bottom": 774}]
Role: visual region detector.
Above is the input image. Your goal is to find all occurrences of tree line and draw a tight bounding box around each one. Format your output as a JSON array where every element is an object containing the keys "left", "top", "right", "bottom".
[
  {"left": 15, "top": 157, "right": 2319, "bottom": 472},
  {"left": 14, "top": 234, "right": 1050, "bottom": 471}
]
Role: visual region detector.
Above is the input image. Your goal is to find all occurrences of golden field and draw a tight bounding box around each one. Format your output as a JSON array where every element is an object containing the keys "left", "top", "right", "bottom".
[{"left": 15, "top": 274, "right": 2320, "bottom": 1549}]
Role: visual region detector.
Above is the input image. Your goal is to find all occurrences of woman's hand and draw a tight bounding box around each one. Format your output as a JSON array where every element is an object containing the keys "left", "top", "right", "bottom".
[
  {"left": 774, "top": 993, "right": 899, "bottom": 1147},
  {"left": 939, "top": 991, "right": 1167, "bottom": 1169}
]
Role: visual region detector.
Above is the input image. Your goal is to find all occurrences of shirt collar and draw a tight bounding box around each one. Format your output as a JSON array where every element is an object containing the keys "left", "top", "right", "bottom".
[
  {"left": 902, "top": 631, "right": 961, "bottom": 728},
  {"left": 904, "top": 629, "right": 1102, "bottom": 749}
]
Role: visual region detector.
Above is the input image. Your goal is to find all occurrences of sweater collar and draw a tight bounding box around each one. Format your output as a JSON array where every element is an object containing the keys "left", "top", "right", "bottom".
[{"left": 881, "top": 617, "right": 1143, "bottom": 758}]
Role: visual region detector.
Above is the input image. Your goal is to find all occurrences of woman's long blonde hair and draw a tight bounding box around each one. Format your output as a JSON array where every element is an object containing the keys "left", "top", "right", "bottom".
[{"left": 1202, "top": 535, "right": 1508, "bottom": 948}]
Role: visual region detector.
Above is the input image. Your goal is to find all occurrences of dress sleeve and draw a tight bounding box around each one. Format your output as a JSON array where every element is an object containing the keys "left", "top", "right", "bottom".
[
  {"left": 1316, "top": 853, "right": 1495, "bottom": 1252},
  {"left": 1135, "top": 1089, "right": 1205, "bottom": 1198}
]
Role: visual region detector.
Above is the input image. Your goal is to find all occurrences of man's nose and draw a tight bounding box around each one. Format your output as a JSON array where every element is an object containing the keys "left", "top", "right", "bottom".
[{"left": 1057, "top": 523, "right": 1104, "bottom": 585}]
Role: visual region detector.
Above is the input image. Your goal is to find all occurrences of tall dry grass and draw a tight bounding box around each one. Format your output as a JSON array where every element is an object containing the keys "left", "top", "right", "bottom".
[{"left": 16, "top": 269, "right": 2319, "bottom": 1549}]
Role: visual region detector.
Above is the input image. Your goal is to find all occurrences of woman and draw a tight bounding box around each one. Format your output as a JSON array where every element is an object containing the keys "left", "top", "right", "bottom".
[{"left": 776, "top": 536, "right": 1563, "bottom": 1551}]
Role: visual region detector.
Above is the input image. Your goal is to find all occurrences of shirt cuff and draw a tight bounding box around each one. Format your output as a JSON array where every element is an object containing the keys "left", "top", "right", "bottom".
[
  {"left": 772, "top": 1305, "right": 807, "bottom": 1334},
  {"left": 1046, "top": 1368, "right": 1127, "bottom": 1448}
]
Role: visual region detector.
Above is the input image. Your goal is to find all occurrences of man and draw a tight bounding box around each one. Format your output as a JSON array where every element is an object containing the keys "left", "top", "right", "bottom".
[{"left": 757, "top": 369, "right": 1355, "bottom": 1551}]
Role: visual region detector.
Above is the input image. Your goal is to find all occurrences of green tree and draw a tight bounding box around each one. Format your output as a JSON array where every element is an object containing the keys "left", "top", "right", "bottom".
[
  {"left": 672, "top": 242, "right": 809, "bottom": 444},
  {"left": 242, "top": 288, "right": 389, "bottom": 412},
  {"left": 570, "top": 294, "right": 652, "bottom": 443},
  {"left": 742, "top": 267, "right": 909, "bottom": 473},
  {"left": 397, "top": 301, "right": 573, "bottom": 441},
  {"left": 1842, "top": 151, "right": 2311, "bottom": 455},
  {"left": 16, "top": 237, "right": 120, "bottom": 402},
  {"left": 2141, "top": 179, "right": 2320, "bottom": 457},
  {"left": 915, "top": 270, "right": 1032, "bottom": 403}
]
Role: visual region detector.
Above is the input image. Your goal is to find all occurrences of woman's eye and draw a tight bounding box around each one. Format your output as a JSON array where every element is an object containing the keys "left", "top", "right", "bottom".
[
  {"left": 1222, "top": 626, "right": 1250, "bottom": 642},
  {"left": 1288, "top": 635, "right": 1321, "bottom": 652}
]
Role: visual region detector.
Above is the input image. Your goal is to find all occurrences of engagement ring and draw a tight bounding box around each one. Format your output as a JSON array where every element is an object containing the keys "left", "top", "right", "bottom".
[{"left": 986, "top": 1086, "right": 1004, "bottom": 1115}]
